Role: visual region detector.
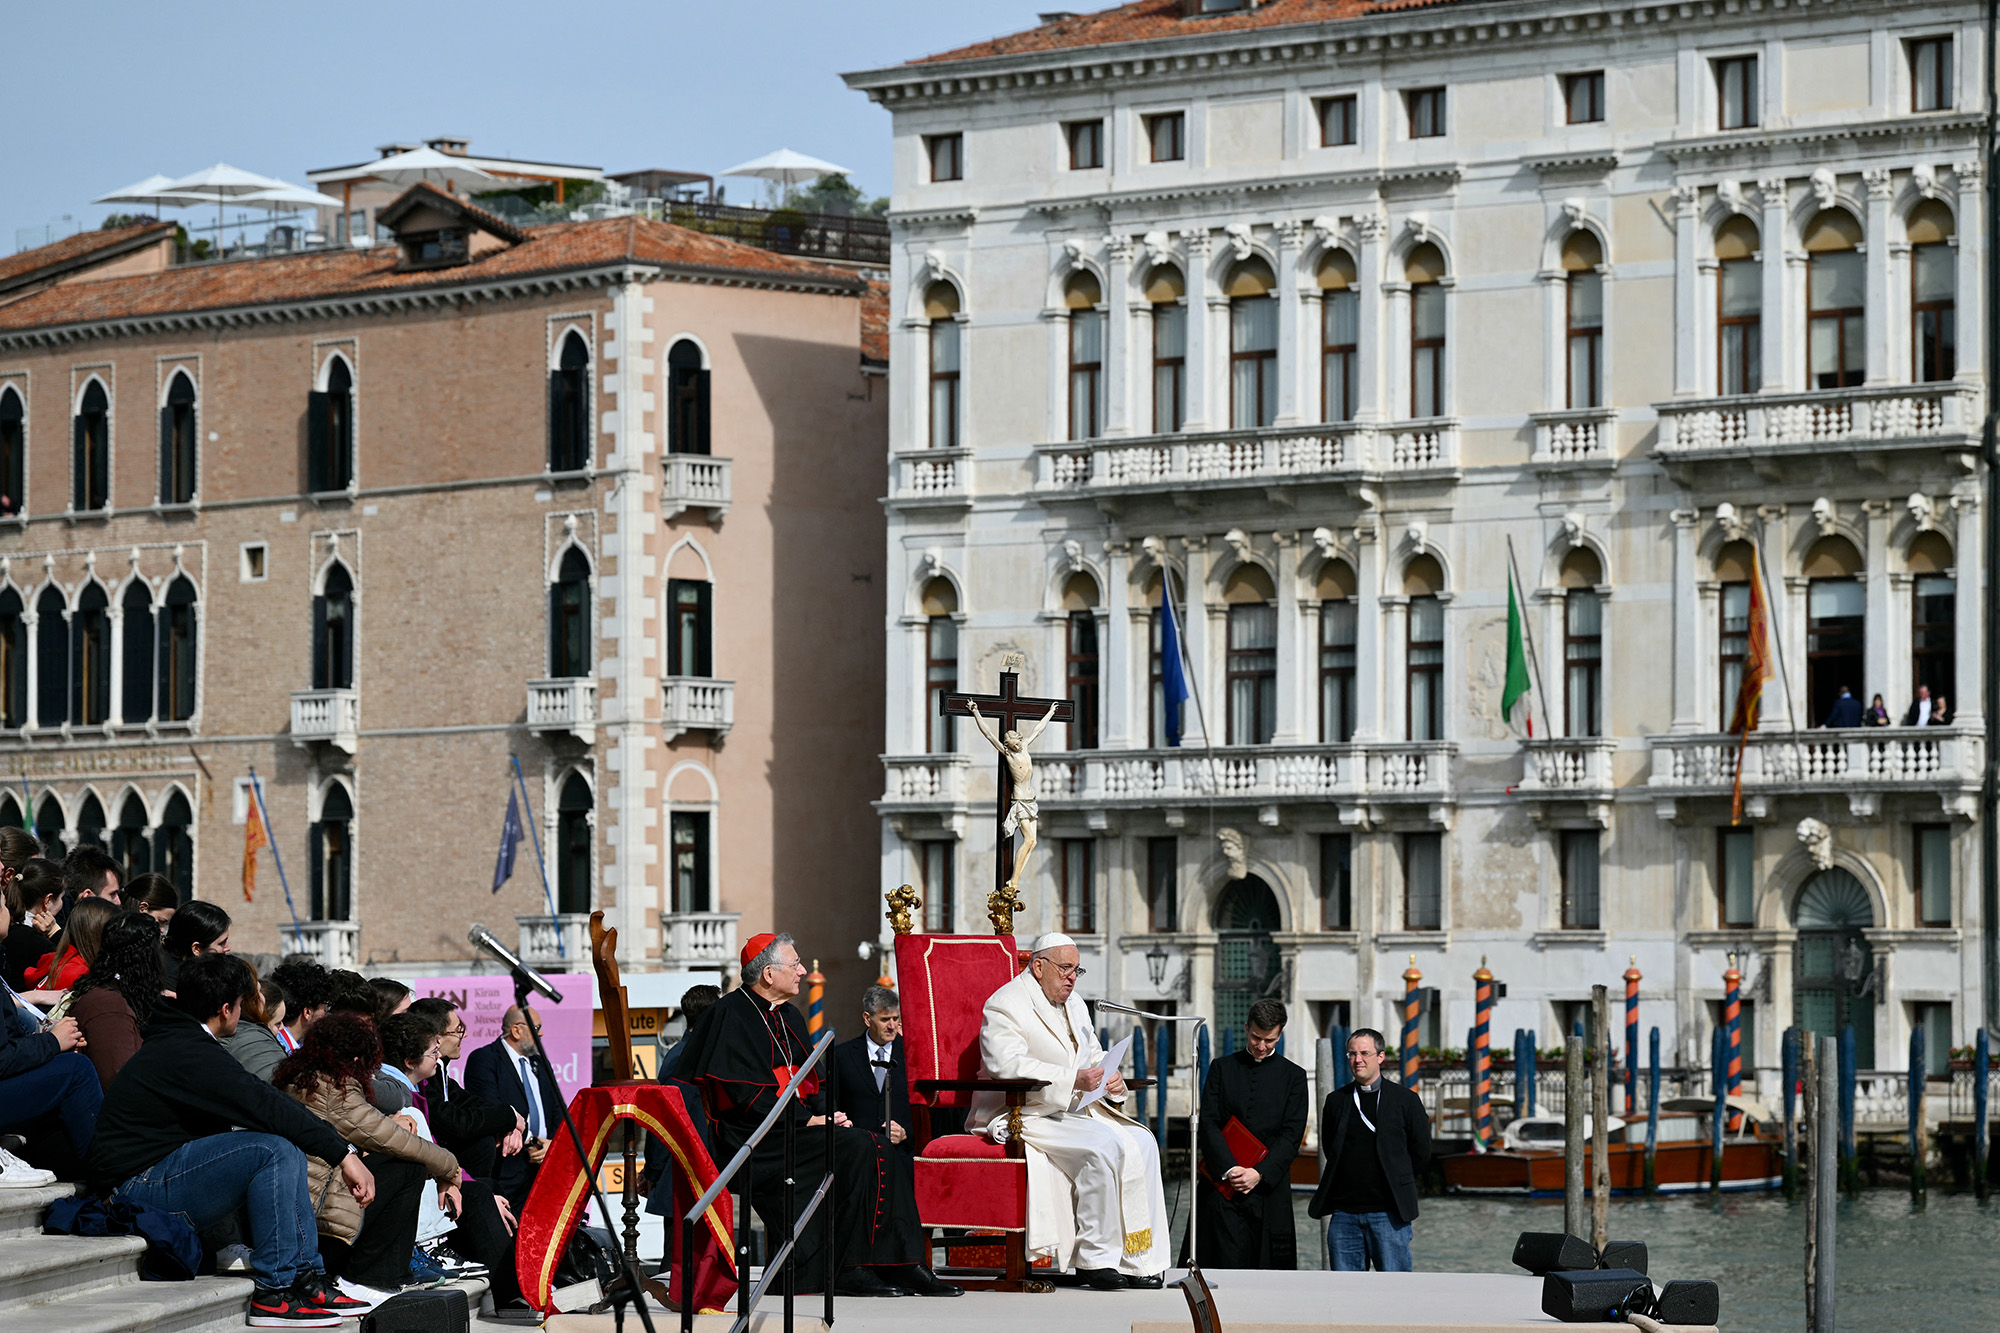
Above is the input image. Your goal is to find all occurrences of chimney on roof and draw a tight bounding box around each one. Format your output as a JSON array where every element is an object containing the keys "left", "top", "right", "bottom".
[
  {"left": 426, "top": 137, "right": 472, "bottom": 156},
  {"left": 1038, "top": 10, "right": 1078, "bottom": 21},
  {"left": 1181, "top": 0, "right": 1255, "bottom": 15},
  {"left": 376, "top": 142, "right": 421, "bottom": 158}
]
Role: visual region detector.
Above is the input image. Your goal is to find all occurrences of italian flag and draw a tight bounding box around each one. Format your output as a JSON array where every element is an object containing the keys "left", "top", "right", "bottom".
[{"left": 1502, "top": 566, "right": 1533, "bottom": 737}]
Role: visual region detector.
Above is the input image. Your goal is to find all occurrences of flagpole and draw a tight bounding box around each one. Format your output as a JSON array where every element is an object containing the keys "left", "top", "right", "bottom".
[
  {"left": 1754, "top": 535, "right": 1803, "bottom": 735},
  {"left": 1170, "top": 567, "right": 1216, "bottom": 751},
  {"left": 1505, "top": 536, "right": 1556, "bottom": 734},
  {"left": 248, "top": 767, "right": 303, "bottom": 949},
  {"left": 510, "top": 755, "right": 562, "bottom": 956}
]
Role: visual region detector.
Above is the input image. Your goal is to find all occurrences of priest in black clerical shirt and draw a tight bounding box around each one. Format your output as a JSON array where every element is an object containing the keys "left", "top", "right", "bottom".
[
  {"left": 1196, "top": 998, "right": 1310, "bottom": 1268},
  {"left": 1306, "top": 1028, "right": 1432, "bottom": 1271},
  {"left": 678, "top": 931, "right": 960, "bottom": 1299}
]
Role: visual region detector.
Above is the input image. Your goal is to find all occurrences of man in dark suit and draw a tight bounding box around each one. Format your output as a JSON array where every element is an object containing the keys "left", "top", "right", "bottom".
[
  {"left": 1306, "top": 1028, "right": 1431, "bottom": 1272},
  {"left": 1823, "top": 685, "right": 1862, "bottom": 728},
  {"left": 463, "top": 1004, "right": 565, "bottom": 1209},
  {"left": 831, "top": 985, "right": 910, "bottom": 1148}
]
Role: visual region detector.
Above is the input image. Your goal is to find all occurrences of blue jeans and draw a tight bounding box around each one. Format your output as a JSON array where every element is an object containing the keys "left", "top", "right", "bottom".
[
  {"left": 0, "top": 1051, "right": 102, "bottom": 1158},
  {"left": 1327, "top": 1210, "right": 1413, "bottom": 1272},
  {"left": 113, "top": 1133, "right": 322, "bottom": 1290}
]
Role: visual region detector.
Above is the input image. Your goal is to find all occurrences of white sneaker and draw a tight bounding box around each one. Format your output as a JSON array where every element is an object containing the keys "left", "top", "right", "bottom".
[
  {"left": 333, "top": 1279, "right": 396, "bottom": 1313},
  {"left": 0, "top": 1147, "right": 55, "bottom": 1188}
]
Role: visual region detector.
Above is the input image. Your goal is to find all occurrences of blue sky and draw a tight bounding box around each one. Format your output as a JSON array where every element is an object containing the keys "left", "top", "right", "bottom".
[{"left": 4, "top": 1, "right": 1049, "bottom": 249}]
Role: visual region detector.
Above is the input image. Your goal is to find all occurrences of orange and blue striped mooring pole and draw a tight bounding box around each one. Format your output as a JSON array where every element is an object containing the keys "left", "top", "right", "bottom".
[
  {"left": 1722, "top": 953, "right": 1743, "bottom": 1130},
  {"left": 1401, "top": 956, "right": 1424, "bottom": 1091},
  {"left": 806, "top": 959, "right": 826, "bottom": 1036},
  {"left": 1472, "top": 958, "right": 1494, "bottom": 1148},
  {"left": 1624, "top": 957, "right": 1642, "bottom": 1116}
]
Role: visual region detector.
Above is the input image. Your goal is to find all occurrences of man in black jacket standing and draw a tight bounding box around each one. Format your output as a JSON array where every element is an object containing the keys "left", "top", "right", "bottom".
[
  {"left": 1198, "top": 998, "right": 1309, "bottom": 1268},
  {"left": 1305, "top": 1028, "right": 1431, "bottom": 1272},
  {"left": 88, "top": 953, "right": 377, "bottom": 1327},
  {"left": 831, "top": 985, "right": 911, "bottom": 1148},
  {"left": 462, "top": 1005, "right": 564, "bottom": 1210}
]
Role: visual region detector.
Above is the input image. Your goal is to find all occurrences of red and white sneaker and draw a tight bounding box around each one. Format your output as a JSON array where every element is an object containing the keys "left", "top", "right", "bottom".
[
  {"left": 296, "top": 1273, "right": 374, "bottom": 1318},
  {"left": 246, "top": 1283, "right": 341, "bottom": 1328}
]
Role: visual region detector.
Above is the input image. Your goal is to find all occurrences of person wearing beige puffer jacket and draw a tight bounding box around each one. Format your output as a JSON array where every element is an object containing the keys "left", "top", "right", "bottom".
[{"left": 274, "top": 1012, "right": 462, "bottom": 1299}]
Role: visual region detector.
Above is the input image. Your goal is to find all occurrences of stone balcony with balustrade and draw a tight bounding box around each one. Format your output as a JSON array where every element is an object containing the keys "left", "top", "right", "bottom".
[
  {"left": 889, "top": 449, "right": 971, "bottom": 507},
  {"left": 1653, "top": 382, "right": 1980, "bottom": 475},
  {"left": 290, "top": 688, "right": 359, "bottom": 753},
  {"left": 526, "top": 677, "right": 597, "bottom": 744},
  {"left": 1646, "top": 726, "right": 1982, "bottom": 819},
  {"left": 516, "top": 912, "right": 593, "bottom": 970},
  {"left": 662, "top": 677, "right": 734, "bottom": 744},
  {"left": 662, "top": 454, "right": 731, "bottom": 521},
  {"left": 286, "top": 920, "right": 359, "bottom": 970},
  {"left": 1529, "top": 408, "right": 1618, "bottom": 471},
  {"left": 1032, "top": 419, "right": 1459, "bottom": 502},
  {"left": 664, "top": 911, "right": 741, "bottom": 972}
]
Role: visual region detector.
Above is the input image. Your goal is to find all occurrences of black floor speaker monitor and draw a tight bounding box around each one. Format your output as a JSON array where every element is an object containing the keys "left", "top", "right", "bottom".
[
  {"left": 1596, "top": 1239, "right": 1648, "bottom": 1274},
  {"left": 1511, "top": 1231, "right": 1598, "bottom": 1275},
  {"left": 1541, "top": 1268, "right": 1655, "bottom": 1322},
  {"left": 1655, "top": 1278, "right": 1720, "bottom": 1325}
]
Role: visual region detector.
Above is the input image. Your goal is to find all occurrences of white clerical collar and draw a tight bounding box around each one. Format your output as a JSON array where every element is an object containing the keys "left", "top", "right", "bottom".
[{"left": 1358, "top": 1077, "right": 1382, "bottom": 1093}]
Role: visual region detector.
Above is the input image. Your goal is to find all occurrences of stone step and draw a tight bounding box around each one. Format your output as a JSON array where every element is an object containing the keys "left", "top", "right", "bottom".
[
  {"left": 22, "top": 1274, "right": 255, "bottom": 1333},
  {"left": 0, "top": 1181, "right": 79, "bottom": 1237},
  {"left": 0, "top": 1234, "right": 149, "bottom": 1308}
]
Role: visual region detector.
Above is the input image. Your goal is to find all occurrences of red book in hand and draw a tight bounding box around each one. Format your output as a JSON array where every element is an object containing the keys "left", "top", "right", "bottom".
[{"left": 1201, "top": 1116, "right": 1268, "bottom": 1200}]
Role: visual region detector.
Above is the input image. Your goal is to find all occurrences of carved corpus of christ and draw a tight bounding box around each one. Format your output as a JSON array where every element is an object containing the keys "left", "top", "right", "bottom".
[{"left": 967, "top": 698, "right": 1060, "bottom": 895}]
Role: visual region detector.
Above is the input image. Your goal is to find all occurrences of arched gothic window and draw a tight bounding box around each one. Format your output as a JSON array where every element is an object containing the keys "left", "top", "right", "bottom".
[
  {"left": 0, "top": 388, "right": 22, "bottom": 517},
  {"left": 925, "top": 283, "right": 961, "bottom": 450},
  {"left": 159, "top": 577, "right": 197, "bottom": 722},
  {"left": 667, "top": 340, "right": 709, "bottom": 456},
  {"left": 314, "top": 564, "right": 354, "bottom": 690},
  {"left": 1562, "top": 232, "right": 1604, "bottom": 408},
  {"left": 122, "top": 581, "right": 154, "bottom": 723},
  {"left": 36, "top": 795, "right": 65, "bottom": 861},
  {"left": 549, "top": 548, "right": 591, "bottom": 678},
  {"left": 309, "top": 358, "right": 354, "bottom": 492},
  {"left": 1406, "top": 244, "right": 1447, "bottom": 418},
  {"left": 160, "top": 372, "right": 197, "bottom": 504},
  {"left": 1561, "top": 548, "right": 1605, "bottom": 738},
  {"left": 1318, "top": 250, "right": 1358, "bottom": 424},
  {"left": 0, "top": 588, "right": 23, "bottom": 729},
  {"left": 1146, "top": 265, "right": 1186, "bottom": 433},
  {"left": 1223, "top": 564, "right": 1277, "bottom": 746},
  {"left": 556, "top": 772, "right": 592, "bottom": 914},
  {"left": 549, "top": 331, "right": 591, "bottom": 472},
  {"left": 1064, "top": 272, "right": 1104, "bottom": 441},
  {"left": 1716, "top": 215, "right": 1762, "bottom": 394},
  {"left": 74, "top": 381, "right": 110, "bottom": 512},
  {"left": 1404, "top": 554, "right": 1445, "bottom": 741},
  {"left": 1804, "top": 210, "right": 1865, "bottom": 389},
  {"left": 112, "top": 792, "right": 151, "bottom": 882},
  {"left": 1225, "top": 257, "right": 1278, "bottom": 430},
  {"left": 154, "top": 790, "right": 192, "bottom": 897},
  {"left": 76, "top": 793, "right": 107, "bottom": 851},
  {"left": 72, "top": 584, "right": 110, "bottom": 725},
  {"left": 35, "top": 586, "right": 66, "bottom": 728},
  {"left": 1909, "top": 201, "right": 1957, "bottom": 383},
  {"left": 311, "top": 784, "right": 353, "bottom": 921}
]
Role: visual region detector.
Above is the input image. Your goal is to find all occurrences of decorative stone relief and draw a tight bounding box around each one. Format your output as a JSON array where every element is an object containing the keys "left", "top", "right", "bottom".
[
  {"left": 1797, "top": 817, "right": 1833, "bottom": 871},
  {"left": 1218, "top": 827, "right": 1248, "bottom": 882},
  {"left": 1809, "top": 168, "right": 1838, "bottom": 210},
  {"left": 1714, "top": 503, "right": 1747, "bottom": 543},
  {"left": 1142, "top": 230, "right": 1174, "bottom": 267},
  {"left": 1863, "top": 167, "right": 1894, "bottom": 200},
  {"left": 1222, "top": 223, "right": 1255, "bottom": 261},
  {"left": 1908, "top": 492, "right": 1936, "bottom": 532}
]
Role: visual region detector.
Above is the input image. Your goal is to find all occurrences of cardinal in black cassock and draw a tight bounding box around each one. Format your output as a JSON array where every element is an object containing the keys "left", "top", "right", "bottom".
[
  {"left": 679, "top": 931, "right": 960, "bottom": 1299},
  {"left": 1195, "top": 1003, "right": 1310, "bottom": 1269}
]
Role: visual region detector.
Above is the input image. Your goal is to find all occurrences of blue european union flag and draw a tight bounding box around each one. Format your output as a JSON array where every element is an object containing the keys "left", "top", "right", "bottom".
[
  {"left": 492, "top": 787, "right": 522, "bottom": 893},
  {"left": 1159, "top": 577, "right": 1190, "bottom": 747}
]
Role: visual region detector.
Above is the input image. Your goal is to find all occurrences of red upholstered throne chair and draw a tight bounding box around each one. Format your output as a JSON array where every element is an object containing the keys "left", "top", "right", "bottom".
[{"left": 892, "top": 930, "right": 1051, "bottom": 1291}]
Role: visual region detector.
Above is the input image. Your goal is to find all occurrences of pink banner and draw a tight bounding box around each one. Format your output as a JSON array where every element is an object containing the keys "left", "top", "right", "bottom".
[{"left": 408, "top": 973, "right": 595, "bottom": 1109}]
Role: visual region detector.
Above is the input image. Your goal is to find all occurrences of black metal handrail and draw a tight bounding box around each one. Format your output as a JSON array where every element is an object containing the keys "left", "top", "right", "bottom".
[{"left": 682, "top": 1027, "right": 836, "bottom": 1333}]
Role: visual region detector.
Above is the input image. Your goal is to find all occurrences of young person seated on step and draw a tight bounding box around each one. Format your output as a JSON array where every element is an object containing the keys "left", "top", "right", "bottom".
[
  {"left": 0, "top": 878, "right": 99, "bottom": 1187},
  {"left": 85, "top": 951, "right": 376, "bottom": 1328}
]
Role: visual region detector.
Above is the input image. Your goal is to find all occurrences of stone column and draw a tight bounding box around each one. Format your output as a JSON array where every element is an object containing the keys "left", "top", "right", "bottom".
[
  {"left": 1758, "top": 177, "right": 1791, "bottom": 392},
  {"left": 1275, "top": 220, "right": 1305, "bottom": 426},
  {"left": 1105, "top": 235, "right": 1133, "bottom": 437},
  {"left": 22, "top": 604, "right": 37, "bottom": 730},
  {"left": 1273, "top": 532, "right": 1304, "bottom": 742},
  {"left": 1353, "top": 521, "right": 1383, "bottom": 742},
  {"left": 1182, "top": 535, "right": 1210, "bottom": 746},
  {"left": 1383, "top": 282, "right": 1412, "bottom": 425},
  {"left": 1540, "top": 268, "right": 1568, "bottom": 411},
  {"left": 1955, "top": 161, "right": 1986, "bottom": 388},
  {"left": 1864, "top": 168, "right": 1895, "bottom": 384},
  {"left": 1673, "top": 185, "right": 1702, "bottom": 396},
  {"left": 1182, "top": 230, "right": 1214, "bottom": 430},
  {"left": 1863, "top": 500, "right": 1892, "bottom": 705},
  {"left": 1758, "top": 505, "right": 1797, "bottom": 730},
  {"left": 1104, "top": 539, "right": 1133, "bottom": 747},
  {"left": 1671, "top": 510, "right": 1704, "bottom": 732},
  {"left": 1382, "top": 594, "right": 1410, "bottom": 741},
  {"left": 1954, "top": 493, "right": 1985, "bottom": 726},
  {"left": 1355, "top": 215, "right": 1389, "bottom": 425}
]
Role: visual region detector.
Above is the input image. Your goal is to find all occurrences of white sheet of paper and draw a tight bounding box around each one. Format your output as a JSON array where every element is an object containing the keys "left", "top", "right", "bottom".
[{"left": 1074, "top": 1032, "right": 1133, "bottom": 1111}]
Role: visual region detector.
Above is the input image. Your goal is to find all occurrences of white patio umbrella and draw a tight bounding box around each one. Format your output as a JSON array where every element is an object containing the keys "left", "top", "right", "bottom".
[
  {"left": 161, "top": 163, "right": 297, "bottom": 198},
  {"left": 92, "top": 174, "right": 183, "bottom": 207},
  {"left": 719, "top": 148, "right": 853, "bottom": 192},
  {"left": 231, "top": 184, "right": 338, "bottom": 212},
  {"left": 314, "top": 147, "right": 497, "bottom": 193}
]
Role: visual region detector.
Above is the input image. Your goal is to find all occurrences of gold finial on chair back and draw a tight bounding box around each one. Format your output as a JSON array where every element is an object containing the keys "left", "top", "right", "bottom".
[{"left": 590, "top": 911, "right": 634, "bottom": 1085}]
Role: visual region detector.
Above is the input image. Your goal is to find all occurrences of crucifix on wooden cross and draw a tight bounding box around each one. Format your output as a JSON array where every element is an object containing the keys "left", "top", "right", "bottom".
[{"left": 940, "top": 662, "right": 1074, "bottom": 927}]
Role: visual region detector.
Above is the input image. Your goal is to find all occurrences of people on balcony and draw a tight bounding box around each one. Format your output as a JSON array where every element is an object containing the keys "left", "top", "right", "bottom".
[
  {"left": 1821, "top": 686, "right": 1861, "bottom": 729},
  {"left": 1864, "top": 694, "right": 1890, "bottom": 727},
  {"left": 1902, "top": 685, "right": 1934, "bottom": 727}
]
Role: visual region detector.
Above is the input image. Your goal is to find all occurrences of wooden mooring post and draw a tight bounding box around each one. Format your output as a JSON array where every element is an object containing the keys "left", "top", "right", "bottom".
[
  {"left": 1564, "top": 1033, "right": 1585, "bottom": 1238},
  {"left": 1590, "top": 986, "right": 1610, "bottom": 1253}
]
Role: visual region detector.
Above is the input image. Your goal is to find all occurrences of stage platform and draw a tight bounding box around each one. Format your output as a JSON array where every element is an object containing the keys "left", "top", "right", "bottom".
[{"left": 527, "top": 1267, "right": 1703, "bottom": 1332}]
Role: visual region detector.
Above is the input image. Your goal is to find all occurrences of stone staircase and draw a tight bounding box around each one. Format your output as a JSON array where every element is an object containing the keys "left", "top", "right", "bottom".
[{"left": 0, "top": 1183, "right": 255, "bottom": 1333}]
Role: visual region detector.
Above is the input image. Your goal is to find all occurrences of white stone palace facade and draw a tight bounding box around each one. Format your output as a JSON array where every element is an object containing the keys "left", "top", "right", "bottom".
[{"left": 848, "top": 0, "right": 1989, "bottom": 1094}]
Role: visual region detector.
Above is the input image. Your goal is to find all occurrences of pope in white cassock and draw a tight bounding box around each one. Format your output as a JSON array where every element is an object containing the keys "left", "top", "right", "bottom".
[{"left": 968, "top": 932, "right": 1172, "bottom": 1290}]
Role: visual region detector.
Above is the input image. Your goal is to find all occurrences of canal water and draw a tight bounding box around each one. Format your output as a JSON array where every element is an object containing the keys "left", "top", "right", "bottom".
[{"left": 1274, "top": 1190, "right": 2000, "bottom": 1330}]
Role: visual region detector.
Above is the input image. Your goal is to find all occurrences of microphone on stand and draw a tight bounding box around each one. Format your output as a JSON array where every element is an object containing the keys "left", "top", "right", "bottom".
[
  {"left": 1092, "top": 999, "right": 1207, "bottom": 1022},
  {"left": 467, "top": 922, "right": 566, "bottom": 1003}
]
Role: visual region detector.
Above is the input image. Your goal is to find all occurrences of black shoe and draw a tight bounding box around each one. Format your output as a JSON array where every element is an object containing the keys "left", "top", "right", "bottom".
[
  {"left": 246, "top": 1283, "right": 341, "bottom": 1328},
  {"left": 1125, "top": 1273, "right": 1165, "bottom": 1289},
  {"left": 487, "top": 1298, "right": 545, "bottom": 1326},
  {"left": 836, "top": 1267, "right": 904, "bottom": 1298},
  {"left": 883, "top": 1264, "right": 963, "bottom": 1297},
  {"left": 1078, "top": 1266, "right": 1126, "bottom": 1291}
]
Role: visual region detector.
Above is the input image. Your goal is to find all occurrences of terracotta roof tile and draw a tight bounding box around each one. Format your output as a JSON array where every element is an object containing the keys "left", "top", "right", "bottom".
[
  {"left": 860, "top": 277, "right": 890, "bottom": 365},
  {"left": 0, "top": 221, "right": 175, "bottom": 290},
  {"left": 912, "top": 0, "right": 1476, "bottom": 65},
  {"left": 0, "top": 216, "right": 864, "bottom": 336}
]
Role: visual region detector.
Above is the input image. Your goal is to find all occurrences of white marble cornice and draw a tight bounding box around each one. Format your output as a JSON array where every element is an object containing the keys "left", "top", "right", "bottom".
[{"left": 1661, "top": 112, "right": 1983, "bottom": 170}]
